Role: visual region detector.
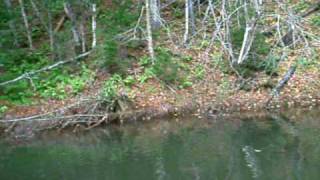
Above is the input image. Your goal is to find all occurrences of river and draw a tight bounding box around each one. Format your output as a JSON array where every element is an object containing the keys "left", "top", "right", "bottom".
[{"left": 0, "top": 109, "right": 320, "bottom": 180}]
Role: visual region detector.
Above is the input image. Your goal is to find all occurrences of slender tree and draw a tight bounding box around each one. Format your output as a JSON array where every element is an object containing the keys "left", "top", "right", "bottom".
[
  {"left": 63, "top": 2, "right": 81, "bottom": 47},
  {"left": 91, "top": 3, "right": 97, "bottom": 48},
  {"left": 146, "top": 0, "right": 155, "bottom": 62},
  {"left": 150, "top": 0, "right": 161, "bottom": 29},
  {"left": 19, "top": 0, "right": 33, "bottom": 50},
  {"left": 183, "top": 0, "right": 190, "bottom": 45}
]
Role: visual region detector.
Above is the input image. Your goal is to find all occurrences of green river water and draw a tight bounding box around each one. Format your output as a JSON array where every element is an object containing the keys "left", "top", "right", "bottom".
[{"left": 0, "top": 110, "right": 320, "bottom": 180}]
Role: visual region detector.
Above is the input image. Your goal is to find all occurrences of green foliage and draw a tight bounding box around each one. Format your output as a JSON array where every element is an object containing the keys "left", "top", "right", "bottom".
[
  {"left": 102, "top": 39, "right": 126, "bottom": 74},
  {"left": 259, "top": 55, "right": 280, "bottom": 75},
  {"left": 0, "top": 49, "right": 94, "bottom": 103},
  {"left": 231, "top": 28, "right": 270, "bottom": 56},
  {"left": 123, "top": 75, "right": 136, "bottom": 87},
  {"left": 311, "top": 15, "right": 320, "bottom": 27},
  {"left": 101, "top": 74, "right": 123, "bottom": 103},
  {"left": 194, "top": 65, "right": 205, "bottom": 80},
  {"left": 0, "top": 50, "right": 49, "bottom": 104},
  {"left": 179, "top": 79, "right": 193, "bottom": 89},
  {"left": 293, "top": 0, "right": 309, "bottom": 12},
  {"left": 231, "top": 28, "right": 274, "bottom": 77},
  {"left": 138, "top": 55, "right": 151, "bottom": 66},
  {"left": 297, "top": 56, "right": 317, "bottom": 69},
  {"left": 138, "top": 66, "right": 155, "bottom": 83},
  {"left": 37, "top": 64, "right": 94, "bottom": 100},
  {"left": 152, "top": 47, "right": 182, "bottom": 84},
  {"left": 98, "top": 0, "right": 139, "bottom": 75},
  {"left": 171, "top": 2, "right": 184, "bottom": 18},
  {"left": 136, "top": 47, "right": 193, "bottom": 88},
  {"left": 181, "top": 55, "right": 193, "bottom": 62},
  {"left": 0, "top": 105, "right": 8, "bottom": 117}
]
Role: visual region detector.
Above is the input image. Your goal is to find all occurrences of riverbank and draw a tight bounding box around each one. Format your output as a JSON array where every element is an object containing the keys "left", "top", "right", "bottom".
[
  {"left": 1, "top": 50, "right": 320, "bottom": 138},
  {"left": 1, "top": 0, "right": 320, "bottom": 137}
]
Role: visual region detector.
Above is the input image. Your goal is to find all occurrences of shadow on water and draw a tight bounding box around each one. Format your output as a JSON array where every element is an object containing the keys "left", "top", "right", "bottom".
[{"left": 0, "top": 110, "right": 320, "bottom": 180}]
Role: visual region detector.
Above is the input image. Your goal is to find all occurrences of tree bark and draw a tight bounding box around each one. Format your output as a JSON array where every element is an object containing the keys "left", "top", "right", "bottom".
[
  {"left": 150, "top": 0, "right": 161, "bottom": 29},
  {"left": 183, "top": 0, "right": 190, "bottom": 45},
  {"left": 91, "top": 3, "right": 97, "bottom": 48},
  {"left": 189, "top": 0, "right": 196, "bottom": 35},
  {"left": 146, "top": 0, "right": 155, "bottom": 62},
  {"left": 79, "top": 22, "right": 86, "bottom": 53},
  {"left": 63, "top": 2, "right": 81, "bottom": 46}
]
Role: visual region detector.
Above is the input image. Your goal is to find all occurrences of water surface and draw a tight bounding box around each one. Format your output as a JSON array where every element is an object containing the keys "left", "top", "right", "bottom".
[{"left": 1, "top": 110, "right": 320, "bottom": 180}]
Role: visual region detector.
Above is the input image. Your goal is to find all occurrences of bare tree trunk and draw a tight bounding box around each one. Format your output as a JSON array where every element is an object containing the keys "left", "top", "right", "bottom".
[
  {"left": 146, "top": 0, "right": 155, "bottom": 62},
  {"left": 189, "top": 0, "right": 196, "bottom": 35},
  {"left": 63, "top": 2, "right": 81, "bottom": 47},
  {"left": 47, "top": 9, "right": 55, "bottom": 52},
  {"left": 91, "top": 3, "right": 97, "bottom": 48},
  {"left": 19, "top": 0, "right": 33, "bottom": 50},
  {"left": 150, "top": 0, "right": 161, "bottom": 29},
  {"left": 237, "top": 0, "right": 260, "bottom": 64},
  {"left": 183, "top": 0, "right": 190, "bottom": 45},
  {"left": 79, "top": 22, "right": 86, "bottom": 53},
  {"left": 266, "top": 65, "right": 297, "bottom": 107},
  {"left": 221, "top": 0, "right": 236, "bottom": 63},
  {"left": 3, "top": 0, "right": 19, "bottom": 47}
]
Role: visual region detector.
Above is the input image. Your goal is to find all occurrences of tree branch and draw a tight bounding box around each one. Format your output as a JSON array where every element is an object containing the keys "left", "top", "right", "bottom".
[{"left": 0, "top": 51, "right": 91, "bottom": 87}]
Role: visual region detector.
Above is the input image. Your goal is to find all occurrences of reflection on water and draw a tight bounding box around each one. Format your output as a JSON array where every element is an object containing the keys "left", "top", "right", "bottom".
[{"left": 1, "top": 110, "right": 320, "bottom": 180}]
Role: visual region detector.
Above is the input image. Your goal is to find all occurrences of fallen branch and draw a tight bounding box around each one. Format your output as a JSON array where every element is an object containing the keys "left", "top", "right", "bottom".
[
  {"left": 301, "top": 0, "right": 320, "bottom": 18},
  {"left": 266, "top": 65, "right": 297, "bottom": 107},
  {"left": 0, "top": 51, "right": 91, "bottom": 86}
]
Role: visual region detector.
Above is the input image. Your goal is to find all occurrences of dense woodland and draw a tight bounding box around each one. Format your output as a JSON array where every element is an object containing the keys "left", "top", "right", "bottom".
[{"left": 0, "top": 0, "right": 320, "bottom": 129}]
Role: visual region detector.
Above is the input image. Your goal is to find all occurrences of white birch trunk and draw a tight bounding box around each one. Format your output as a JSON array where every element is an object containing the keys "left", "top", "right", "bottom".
[
  {"left": 91, "top": 3, "right": 97, "bottom": 48},
  {"left": 183, "top": 0, "right": 190, "bottom": 45},
  {"left": 146, "top": 0, "right": 155, "bottom": 62}
]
